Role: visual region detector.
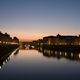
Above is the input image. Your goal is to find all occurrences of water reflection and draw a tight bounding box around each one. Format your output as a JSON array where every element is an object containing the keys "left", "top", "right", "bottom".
[
  {"left": 14, "top": 49, "right": 19, "bottom": 56},
  {"left": 19, "top": 44, "right": 80, "bottom": 61},
  {"left": 0, "top": 49, "right": 19, "bottom": 69},
  {"left": 20, "top": 44, "right": 35, "bottom": 50},
  {"left": 0, "top": 46, "right": 80, "bottom": 80},
  {"left": 0, "top": 57, "right": 10, "bottom": 69},
  {"left": 37, "top": 47, "right": 80, "bottom": 61}
]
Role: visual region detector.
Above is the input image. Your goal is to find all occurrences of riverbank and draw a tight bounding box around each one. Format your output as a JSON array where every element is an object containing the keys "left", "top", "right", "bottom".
[
  {"left": 0, "top": 44, "right": 19, "bottom": 59},
  {"left": 0, "top": 44, "right": 19, "bottom": 66},
  {"left": 0, "top": 44, "right": 19, "bottom": 52}
]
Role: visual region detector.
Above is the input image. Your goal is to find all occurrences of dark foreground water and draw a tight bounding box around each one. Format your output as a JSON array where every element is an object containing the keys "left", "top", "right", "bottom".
[{"left": 0, "top": 49, "right": 80, "bottom": 80}]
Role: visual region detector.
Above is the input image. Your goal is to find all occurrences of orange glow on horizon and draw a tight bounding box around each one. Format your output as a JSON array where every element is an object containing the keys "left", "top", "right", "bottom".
[
  {"left": 9, "top": 31, "right": 80, "bottom": 42},
  {"left": 10, "top": 32, "right": 45, "bottom": 41}
]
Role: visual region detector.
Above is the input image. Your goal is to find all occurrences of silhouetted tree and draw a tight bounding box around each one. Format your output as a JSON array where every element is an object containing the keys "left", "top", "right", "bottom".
[
  {"left": 57, "top": 34, "right": 61, "bottom": 37},
  {"left": 4, "top": 33, "right": 10, "bottom": 43},
  {"left": 13, "top": 37, "right": 19, "bottom": 43}
]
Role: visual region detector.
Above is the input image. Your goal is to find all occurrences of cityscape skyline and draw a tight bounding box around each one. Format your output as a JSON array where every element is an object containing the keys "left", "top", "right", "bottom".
[{"left": 0, "top": 0, "right": 80, "bottom": 41}]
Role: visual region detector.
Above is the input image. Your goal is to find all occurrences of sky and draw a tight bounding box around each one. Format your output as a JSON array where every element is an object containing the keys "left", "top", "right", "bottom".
[{"left": 0, "top": 0, "right": 80, "bottom": 41}]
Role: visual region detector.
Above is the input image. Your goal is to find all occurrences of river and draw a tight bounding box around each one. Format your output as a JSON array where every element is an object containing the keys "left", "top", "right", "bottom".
[{"left": 0, "top": 48, "right": 80, "bottom": 80}]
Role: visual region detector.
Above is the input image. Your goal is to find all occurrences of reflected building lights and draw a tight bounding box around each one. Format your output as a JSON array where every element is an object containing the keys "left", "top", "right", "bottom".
[
  {"left": 37, "top": 46, "right": 80, "bottom": 61},
  {"left": 0, "top": 66, "right": 2, "bottom": 69},
  {"left": 5, "top": 59, "right": 8, "bottom": 62},
  {"left": 8, "top": 57, "right": 10, "bottom": 60},
  {"left": 79, "top": 53, "right": 80, "bottom": 58},
  {"left": 3, "top": 62, "right": 5, "bottom": 65},
  {"left": 0, "top": 41, "right": 1, "bottom": 43},
  {"left": 71, "top": 53, "right": 73, "bottom": 57},
  {"left": 60, "top": 52, "right": 62, "bottom": 55},
  {"left": 55, "top": 51, "right": 57, "bottom": 55},
  {"left": 65, "top": 52, "right": 67, "bottom": 56}
]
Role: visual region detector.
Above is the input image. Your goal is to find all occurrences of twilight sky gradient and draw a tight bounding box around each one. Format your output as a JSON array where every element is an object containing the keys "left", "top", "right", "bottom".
[{"left": 0, "top": 0, "right": 80, "bottom": 41}]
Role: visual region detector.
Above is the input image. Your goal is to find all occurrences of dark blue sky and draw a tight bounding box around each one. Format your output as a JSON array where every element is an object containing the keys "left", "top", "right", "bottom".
[{"left": 0, "top": 0, "right": 80, "bottom": 41}]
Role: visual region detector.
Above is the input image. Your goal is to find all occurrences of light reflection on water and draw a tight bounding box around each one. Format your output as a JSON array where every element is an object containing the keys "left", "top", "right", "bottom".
[{"left": 0, "top": 49, "right": 80, "bottom": 80}]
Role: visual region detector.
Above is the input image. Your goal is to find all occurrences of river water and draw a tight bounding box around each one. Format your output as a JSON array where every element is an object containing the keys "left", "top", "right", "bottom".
[{"left": 0, "top": 48, "right": 80, "bottom": 80}]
